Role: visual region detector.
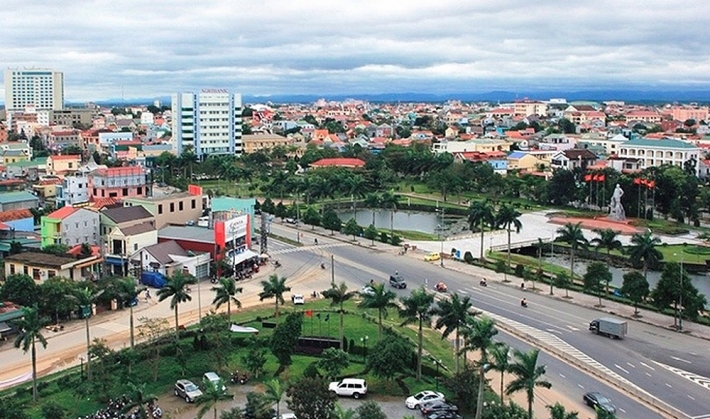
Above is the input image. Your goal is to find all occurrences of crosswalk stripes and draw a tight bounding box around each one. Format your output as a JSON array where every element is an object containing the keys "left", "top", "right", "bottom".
[
  {"left": 269, "top": 242, "right": 351, "bottom": 255},
  {"left": 654, "top": 362, "right": 710, "bottom": 391}
]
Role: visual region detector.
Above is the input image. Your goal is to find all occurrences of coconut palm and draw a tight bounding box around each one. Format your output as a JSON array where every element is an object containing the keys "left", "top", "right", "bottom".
[
  {"left": 322, "top": 282, "right": 358, "bottom": 350},
  {"left": 495, "top": 204, "right": 523, "bottom": 278},
  {"left": 69, "top": 286, "right": 104, "bottom": 381},
  {"left": 506, "top": 348, "right": 552, "bottom": 419},
  {"left": 212, "top": 277, "right": 243, "bottom": 317},
  {"left": 547, "top": 402, "right": 579, "bottom": 419},
  {"left": 118, "top": 278, "right": 144, "bottom": 349},
  {"left": 591, "top": 228, "right": 623, "bottom": 261},
  {"left": 13, "top": 306, "right": 47, "bottom": 402},
  {"left": 332, "top": 403, "right": 357, "bottom": 419},
  {"left": 359, "top": 282, "right": 398, "bottom": 338},
  {"left": 379, "top": 191, "right": 400, "bottom": 237},
  {"left": 121, "top": 382, "right": 158, "bottom": 419},
  {"left": 259, "top": 274, "right": 291, "bottom": 317},
  {"left": 433, "top": 293, "right": 475, "bottom": 374},
  {"left": 399, "top": 287, "right": 435, "bottom": 380},
  {"left": 263, "top": 379, "right": 285, "bottom": 418},
  {"left": 363, "top": 192, "right": 382, "bottom": 227},
  {"left": 196, "top": 378, "right": 232, "bottom": 419},
  {"left": 157, "top": 271, "right": 198, "bottom": 340},
  {"left": 468, "top": 199, "right": 496, "bottom": 260},
  {"left": 556, "top": 222, "right": 588, "bottom": 286},
  {"left": 628, "top": 230, "right": 663, "bottom": 282},
  {"left": 489, "top": 342, "right": 512, "bottom": 404},
  {"left": 460, "top": 316, "right": 498, "bottom": 419}
]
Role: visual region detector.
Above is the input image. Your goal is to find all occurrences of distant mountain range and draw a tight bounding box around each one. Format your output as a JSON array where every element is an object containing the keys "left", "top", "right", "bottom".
[{"left": 78, "top": 89, "right": 710, "bottom": 107}]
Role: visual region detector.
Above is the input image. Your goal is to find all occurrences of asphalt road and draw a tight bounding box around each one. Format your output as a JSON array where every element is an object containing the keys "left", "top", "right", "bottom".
[{"left": 269, "top": 223, "right": 710, "bottom": 419}]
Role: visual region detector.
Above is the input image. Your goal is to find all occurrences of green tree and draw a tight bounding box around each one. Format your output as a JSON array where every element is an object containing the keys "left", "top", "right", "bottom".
[
  {"left": 69, "top": 286, "right": 103, "bottom": 381},
  {"left": 363, "top": 193, "right": 382, "bottom": 231},
  {"left": 287, "top": 377, "right": 337, "bottom": 419},
  {"left": 556, "top": 222, "right": 588, "bottom": 284},
  {"left": 358, "top": 282, "right": 397, "bottom": 338},
  {"left": 40, "top": 401, "right": 67, "bottom": 419},
  {"left": 259, "top": 274, "right": 291, "bottom": 317},
  {"left": 506, "top": 349, "right": 552, "bottom": 419},
  {"left": 468, "top": 199, "right": 496, "bottom": 259},
  {"left": 583, "top": 262, "right": 611, "bottom": 307},
  {"left": 220, "top": 407, "right": 245, "bottom": 419},
  {"left": 13, "top": 306, "right": 47, "bottom": 402},
  {"left": 628, "top": 231, "right": 663, "bottom": 282},
  {"left": 546, "top": 169, "right": 578, "bottom": 206},
  {"left": 460, "top": 316, "right": 497, "bottom": 419},
  {"left": 355, "top": 401, "right": 387, "bottom": 419},
  {"left": 399, "top": 286, "right": 435, "bottom": 380},
  {"left": 591, "top": 228, "right": 623, "bottom": 261},
  {"left": 137, "top": 316, "right": 170, "bottom": 382},
  {"left": 270, "top": 312, "right": 303, "bottom": 370},
  {"left": 321, "top": 282, "right": 358, "bottom": 350},
  {"left": 244, "top": 392, "right": 275, "bottom": 419},
  {"left": 321, "top": 208, "right": 343, "bottom": 234},
  {"left": 651, "top": 262, "right": 707, "bottom": 327},
  {"left": 621, "top": 270, "right": 650, "bottom": 316},
  {"left": 157, "top": 271, "right": 197, "bottom": 339},
  {"left": 212, "top": 277, "right": 243, "bottom": 317},
  {"left": 367, "top": 331, "right": 412, "bottom": 380},
  {"left": 547, "top": 402, "right": 579, "bottom": 419},
  {"left": 302, "top": 206, "right": 322, "bottom": 229},
  {"left": 433, "top": 293, "right": 474, "bottom": 374},
  {"left": 241, "top": 338, "right": 268, "bottom": 378},
  {"left": 116, "top": 277, "right": 144, "bottom": 348},
  {"left": 489, "top": 342, "right": 512, "bottom": 404},
  {"left": 379, "top": 191, "right": 400, "bottom": 237},
  {"left": 496, "top": 204, "right": 523, "bottom": 279},
  {"left": 2, "top": 274, "right": 40, "bottom": 307},
  {"left": 263, "top": 379, "right": 285, "bottom": 418},
  {"left": 342, "top": 218, "right": 362, "bottom": 240},
  {"left": 121, "top": 382, "right": 158, "bottom": 419},
  {"left": 442, "top": 368, "right": 479, "bottom": 413},
  {"left": 363, "top": 224, "right": 378, "bottom": 246},
  {"left": 331, "top": 403, "right": 356, "bottom": 419},
  {"left": 317, "top": 348, "right": 350, "bottom": 380},
  {"left": 39, "top": 276, "right": 77, "bottom": 324}
]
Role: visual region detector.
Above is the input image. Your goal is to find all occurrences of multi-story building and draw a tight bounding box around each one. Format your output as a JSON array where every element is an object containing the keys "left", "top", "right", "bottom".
[
  {"left": 89, "top": 166, "right": 148, "bottom": 200},
  {"left": 124, "top": 189, "right": 205, "bottom": 229},
  {"left": 49, "top": 108, "right": 95, "bottom": 127},
  {"left": 4, "top": 68, "right": 64, "bottom": 114},
  {"left": 41, "top": 206, "right": 100, "bottom": 247},
  {"left": 171, "top": 90, "right": 243, "bottom": 158},
  {"left": 513, "top": 100, "right": 548, "bottom": 117},
  {"left": 241, "top": 133, "right": 292, "bottom": 154},
  {"left": 56, "top": 174, "right": 90, "bottom": 207},
  {"left": 46, "top": 154, "right": 82, "bottom": 176},
  {"left": 100, "top": 205, "right": 157, "bottom": 275},
  {"left": 431, "top": 138, "right": 511, "bottom": 154},
  {"left": 618, "top": 138, "right": 701, "bottom": 176},
  {"left": 47, "top": 130, "right": 82, "bottom": 151}
]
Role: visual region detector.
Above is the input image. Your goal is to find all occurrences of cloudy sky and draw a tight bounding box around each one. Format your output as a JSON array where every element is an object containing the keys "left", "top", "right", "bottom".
[{"left": 2, "top": 0, "right": 709, "bottom": 102}]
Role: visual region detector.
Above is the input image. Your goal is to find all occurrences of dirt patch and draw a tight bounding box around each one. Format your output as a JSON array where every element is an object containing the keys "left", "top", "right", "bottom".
[{"left": 549, "top": 216, "right": 642, "bottom": 235}]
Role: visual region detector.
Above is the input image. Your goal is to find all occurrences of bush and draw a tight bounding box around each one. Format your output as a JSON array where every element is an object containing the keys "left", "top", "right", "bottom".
[
  {"left": 390, "top": 234, "right": 402, "bottom": 246},
  {"left": 495, "top": 260, "right": 507, "bottom": 273},
  {"left": 379, "top": 232, "right": 389, "bottom": 243},
  {"left": 303, "top": 362, "right": 321, "bottom": 378},
  {"left": 463, "top": 251, "right": 474, "bottom": 264},
  {"left": 41, "top": 401, "right": 67, "bottom": 419},
  {"left": 514, "top": 264, "right": 525, "bottom": 277}
]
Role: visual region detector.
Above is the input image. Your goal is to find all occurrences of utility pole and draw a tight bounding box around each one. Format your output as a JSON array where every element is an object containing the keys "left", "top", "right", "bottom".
[
  {"left": 440, "top": 207, "right": 445, "bottom": 267},
  {"left": 331, "top": 255, "right": 335, "bottom": 286}
]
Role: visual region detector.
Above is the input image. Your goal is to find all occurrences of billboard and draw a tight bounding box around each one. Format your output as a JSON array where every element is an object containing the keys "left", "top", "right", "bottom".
[{"left": 214, "top": 214, "right": 250, "bottom": 248}]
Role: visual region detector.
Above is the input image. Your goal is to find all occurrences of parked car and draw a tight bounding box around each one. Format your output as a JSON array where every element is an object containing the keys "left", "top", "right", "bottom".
[
  {"left": 420, "top": 401, "right": 458, "bottom": 416},
  {"left": 291, "top": 294, "right": 305, "bottom": 305},
  {"left": 426, "top": 412, "right": 462, "bottom": 419},
  {"left": 406, "top": 390, "right": 445, "bottom": 409},
  {"left": 273, "top": 414, "right": 297, "bottom": 419},
  {"left": 285, "top": 218, "right": 298, "bottom": 224},
  {"left": 360, "top": 286, "right": 375, "bottom": 296},
  {"left": 203, "top": 372, "right": 227, "bottom": 392},
  {"left": 424, "top": 252, "right": 441, "bottom": 261},
  {"left": 174, "top": 379, "right": 203, "bottom": 403},
  {"left": 329, "top": 378, "right": 368, "bottom": 399},
  {"left": 389, "top": 274, "right": 407, "bottom": 289},
  {"left": 583, "top": 392, "right": 616, "bottom": 414}
]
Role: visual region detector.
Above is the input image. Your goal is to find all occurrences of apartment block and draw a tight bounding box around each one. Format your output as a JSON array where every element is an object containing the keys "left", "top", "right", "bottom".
[
  {"left": 89, "top": 166, "right": 148, "bottom": 200},
  {"left": 41, "top": 206, "right": 100, "bottom": 247},
  {"left": 4, "top": 68, "right": 64, "bottom": 113}
]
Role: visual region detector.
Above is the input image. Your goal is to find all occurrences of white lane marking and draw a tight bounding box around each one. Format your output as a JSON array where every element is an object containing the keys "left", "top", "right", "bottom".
[
  {"left": 626, "top": 362, "right": 636, "bottom": 368},
  {"left": 619, "top": 408, "right": 627, "bottom": 414},
  {"left": 689, "top": 395, "right": 696, "bottom": 400},
  {"left": 565, "top": 324, "right": 580, "bottom": 331},
  {"left": 671, "top": 356, "right": 692, "bottom": 364},
  {"left": 270, "top": 242, "right": 350, "bottom": 254},
  {"left": 615, "top": 364, "right": 630, "bottom": 374},
  {"left": 640, "top": 362, "right": 655, "bottom": 371},
  {"left": 559, "top": 373, "right": 566, "bottom": 379},
  {"left": 546, "top": 328, "right": 563, "bottom": 335},
  {"left": 646, "top": 372, "right": 652, "bottom": 377},
  {"left": 577, "top": 384, "right": 584, "bottom": 389},
  {"left": 458, "top": 289, "right": 468, "bottom": 294},
  {"left": 666, "top": 383, "right": 673, "bottom": 388},
  {"left": 655, "top": 361, "right": 710, "bottom": 391}
]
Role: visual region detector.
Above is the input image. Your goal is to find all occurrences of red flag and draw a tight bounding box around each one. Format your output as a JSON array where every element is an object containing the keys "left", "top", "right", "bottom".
[
  {"left": 598, "top": 174, "right": 605, "bottom": 182},
  {"left": 647, "top": 180, "right": 655, "bottom": 189},
  {"left": 640, "top": 179, "right": 648, "bottom": 186},
  {"left": 584, "top": 174, "right": 592, "bottom": 182},
  {"left": 633, "top": 178, "right": 641, "bottom": 185},
  {"left": 592, "top": 174, "right": 599, "bottom": 181},
  {"left": 305, "top": 310, "right": 313, "bottom": 318}
]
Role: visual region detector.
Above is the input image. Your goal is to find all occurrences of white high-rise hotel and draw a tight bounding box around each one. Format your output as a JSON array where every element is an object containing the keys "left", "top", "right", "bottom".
[
  {"left": 171, "top": 90, "right": 243, "bottom": 159},
  {"left": 4, "top": 67, "right": 64, "bottom": 112}
]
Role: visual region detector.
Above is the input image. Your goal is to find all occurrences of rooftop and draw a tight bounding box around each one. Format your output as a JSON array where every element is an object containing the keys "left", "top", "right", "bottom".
[
  {"left": 3, "top": 251, "right": 86, "bottom": 268},
  {"left": 46, "top": 206, "right": 80, "bottom": 220},
  {"left": 625, "top": 138, "right": 699, "bottom": 149},
  {"left": 101, "top": 206, "right": 153, "bottom": 224},
  {"left": 159, "top": 225, "right": 215, "bottom": 244},
  {"left": 141, "top": 240, "right": 188, "bottom": 265},
  {"left": 0, "top": 191, "right": 38, "bottom": 205}
]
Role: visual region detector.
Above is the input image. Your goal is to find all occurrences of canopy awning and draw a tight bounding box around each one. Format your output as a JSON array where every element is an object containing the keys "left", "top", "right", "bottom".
[
  {"left": 229, "top": 324, "right": 259, "bottom": 334},
  {"left": 231, "top": 249, "right": 259, "bottom": 266},
  {"left": 0, "top": 321, "right": 12, "bottom": 334}
]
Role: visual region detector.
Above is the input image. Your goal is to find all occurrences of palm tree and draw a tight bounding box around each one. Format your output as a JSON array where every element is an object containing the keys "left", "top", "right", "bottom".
[
  {"left": 263, "top": 379, "right": 285, "bottom": 418},
  {"left": 556, "top": 222, "right": 588, "bottom": 287},
  {"left": 379, "top": 191, "right": 400, "bottom": 237},
  {"left": 628, "top": 230, "right": 663, "bottom": 282},
  {"left": 433, "top": 293, "right": 474, "bottom": 374},
  {"left": 157, "top": 271, "right": 197, "bottom": 340},
  {"left": 358, "top": 282, "right": 398, "bottom": 338},
  {"left": 69, "top": 286, "right": 104, "bottom": 381},
  {"left": 468, "top": 199, "right": 496, "bottom": 260},
  {"left": 399, "top": 287, "right": 435, "bottom": 380},
  {"left": 122, "top": 382, "right": 158, "bottom": 419},
  {"left": 332, "top": 403, "right": 357, "bottom": 419},
  {"left": 547, "top": 402, "right": 579, "bottom": 419},
  {"left": 322, "top": 282, "right": 358, "bottom": 350},
  {"left": 259, "top": 274, "right": 291, "bottom": 317},
  {"left": 197, "top": 378, "right": 232, "bottom": 419},
  {"left": 212, "top": 277, "right": 243, "bottom": 317},
  {"left": 489, "top": 342, "right": 512, "bottom": 404},
  {"left": 496, "top": 204, "right": 523, "bottom": 278},
  {"left": 13, "top": 306, "right": 47, "bottom": 402},
  {"left": 363, "top": 193, "right": 382, "bottom": 226},
  {"left": 118, "top": 278, "right": 144, "bottom": 349},
  {"left": 591, "top": 228, "right": 623, "bottom": 261},
  {"left": 460, "top": 316, "right": 498, "bottom": 419},
  {"left": 506, "top": 348, "right": 552, "bottom": 419}
]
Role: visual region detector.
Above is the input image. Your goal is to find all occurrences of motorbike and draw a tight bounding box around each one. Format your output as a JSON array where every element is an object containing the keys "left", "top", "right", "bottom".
[
  {"left": 320, "top": 262, "right": 326, "bottom": 269},
  {"left": 520, "top": 299, "right": 528, "bottom": 308},
  {"left": 479, "top": 279, "right": 488, "bottom": 287},
  {"left": 231, "top": 371, "right": 249, "bottom": 384},
  {"left": 274, "top": 260, "right": 281, "bottom": 268}
]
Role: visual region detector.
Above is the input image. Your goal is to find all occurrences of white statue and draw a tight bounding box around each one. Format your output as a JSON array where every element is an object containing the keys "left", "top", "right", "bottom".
[{"left": 608, "top": 183, "right": 626, "bottom": 221}]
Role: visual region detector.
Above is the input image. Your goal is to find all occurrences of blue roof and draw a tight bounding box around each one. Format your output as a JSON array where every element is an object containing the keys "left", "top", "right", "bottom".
[{"left": 508, "top": 151, "right": 527, "bottom": 159}]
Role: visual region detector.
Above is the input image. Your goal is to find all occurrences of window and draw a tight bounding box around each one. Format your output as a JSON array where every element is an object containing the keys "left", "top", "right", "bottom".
[
  {"left": 137, "top": 187, "right": 142, "bottom": 195},
  {"left": 48, "top": 270, "right": 56, "bottom": 278},
  {"left": 191, "top": 199, "right": 196, "bottom": 209},
  {"left": 134, "top": 243, "right": 138, "bottom": 251},
  {"left": 170, "top": 203, "right": 175, "bottom": 212},
  {"left": 122, "top": 188, "right": 128, "bottom": 196},
  {"left": 179, "top": 201, "right": 184, "bottom": 211},
  {"left": 9, "top": 264, "right": 15, "bottom": 275},
  {"left": 158, "top": 204, "right": 163, "bottom": 214},
  {"left": 23, "top": 266, "right": 28, "bottom": 275},
  {"left": 32, "top": 268, "right": 41, "bottom": 280}
]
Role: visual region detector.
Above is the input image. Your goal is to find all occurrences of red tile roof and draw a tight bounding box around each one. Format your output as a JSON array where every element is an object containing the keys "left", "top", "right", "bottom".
[
  {"left": 0, "top": 209, "right": 33, "bottom": 222},
  {"left": 47, "top": 206, "right": 79, "bottom": 220},
  {"left": 311, "top": 158, "right": 366, "bottom": 168},
  {"left": 50, "top": 154, "right": 82, "bottom": 161}
]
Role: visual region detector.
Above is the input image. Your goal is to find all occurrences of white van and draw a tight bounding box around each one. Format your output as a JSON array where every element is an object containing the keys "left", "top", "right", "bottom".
[{"left": 329, "top": 378, "right": 368, "bottom": 399}]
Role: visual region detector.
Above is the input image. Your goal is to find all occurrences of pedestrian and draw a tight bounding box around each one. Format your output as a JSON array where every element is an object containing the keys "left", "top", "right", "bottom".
[{"left": 145, "top": 289, "right": 151, "bottom": 301}]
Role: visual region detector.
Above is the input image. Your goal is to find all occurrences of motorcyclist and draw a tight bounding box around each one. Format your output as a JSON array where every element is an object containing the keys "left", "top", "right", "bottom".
[{"left": 521, "top": 298, "right": 528, "bottom": 307}]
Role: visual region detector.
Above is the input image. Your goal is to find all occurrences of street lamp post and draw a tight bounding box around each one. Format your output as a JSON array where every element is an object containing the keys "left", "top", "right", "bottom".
[
  {"left": 360, "top": 335, "right": 369, "bottom": 363},
  {"left": 434, "top": 358, "right": 442, "bottom": 390},
  {"left": 79, "top": 356, "right": 85, "bottom": 380},
  {"left": 436, "top": 208, "right": 445, "bottom": 267},
  {"left": 674, "top": 253, "right": 685, "bottom": 331}
]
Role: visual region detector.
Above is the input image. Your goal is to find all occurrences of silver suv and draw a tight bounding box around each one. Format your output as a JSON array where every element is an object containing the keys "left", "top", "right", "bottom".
[{"left": 174, "top": 379, "right": 203, "bottom": 403}]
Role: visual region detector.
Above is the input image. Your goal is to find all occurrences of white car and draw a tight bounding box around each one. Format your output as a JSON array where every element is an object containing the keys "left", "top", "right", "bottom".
[
  {"left": 405, "top": 390, "right": 445, "bottom": 409},
  {"left": 291, "top": 294, "right": 305, "bottom": 305},
  {"left": 203, "top": 372, "right": 227, "bottom": 392},
  {"left": 273, "top": 414, "right": 297, "bottom": 419},
  {"left": 329, "top": 378, "right": 368, "bottom": 399},
  {"left": 360, "top": 286, "right": 375, "bottom": 296}
]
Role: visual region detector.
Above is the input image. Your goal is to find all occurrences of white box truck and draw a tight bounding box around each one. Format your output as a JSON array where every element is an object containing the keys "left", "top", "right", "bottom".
[{"left": 589, "top": 317, "right": 627, "bottom": 339}]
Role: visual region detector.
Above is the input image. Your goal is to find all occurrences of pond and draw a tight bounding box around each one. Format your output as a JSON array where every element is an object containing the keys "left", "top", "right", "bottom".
[
  {"left": 336, "top": 209, "right": 466, "bottom": 235},
  {"left": 543, "top": 254, "right": 710, "bottom": 307}
]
